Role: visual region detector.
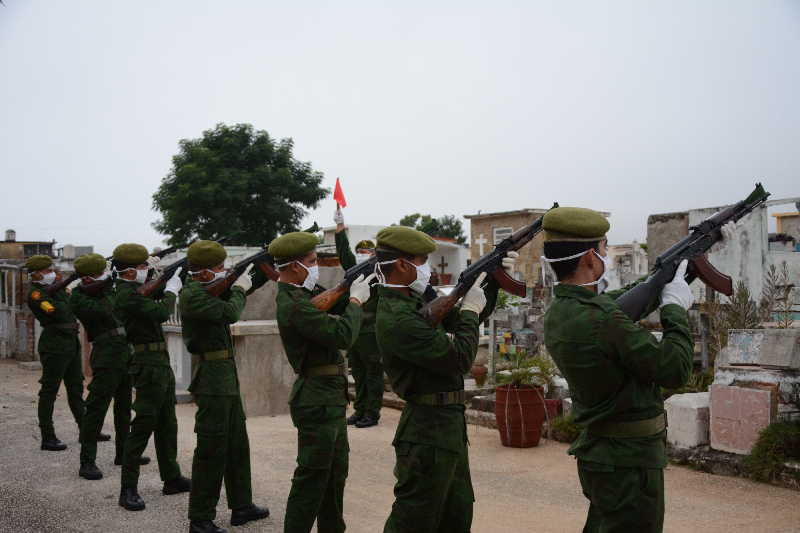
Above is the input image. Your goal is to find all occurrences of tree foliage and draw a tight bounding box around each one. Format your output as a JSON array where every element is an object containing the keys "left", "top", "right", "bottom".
[
  {"left": 152, "top": 123, "right": 328, "bottom": 246},
  {"left": 397, "top": 213, "right": 467, "bottom": 245}
]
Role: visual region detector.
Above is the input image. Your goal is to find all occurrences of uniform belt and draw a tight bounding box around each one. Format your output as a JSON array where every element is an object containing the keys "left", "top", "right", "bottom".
[
  {"left": 131, "top": 342, "right": 167, "bottom": 353},
  {"left": 588, "top": 413, "right": 667, "bottom": 439},
  {"left": 93, "top": 327, "right": 125, "bottom": 343},
  {"left": 46, "top": 323, "right": 78, "bottom": 331},
  {"left": 407, "top": 390, "right": 466, "bottom": 406},
  {"left": 302, "top": 363, "right": 347, "bottom": 378},
  {"left": 201, "top": 350, "right": 232, "bottom": 361}
]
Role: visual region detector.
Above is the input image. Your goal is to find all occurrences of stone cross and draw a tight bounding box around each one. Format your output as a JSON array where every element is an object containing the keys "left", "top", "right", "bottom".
[
  {"left": 437, "top": 256, "right": 448, "bottom": 275},
  {"left": 474, "top": 234, "right": 487, "bottom": 256}
]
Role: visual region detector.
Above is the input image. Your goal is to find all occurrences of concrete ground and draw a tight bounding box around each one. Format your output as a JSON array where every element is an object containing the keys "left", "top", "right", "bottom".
[{"left": 1, "top": 360, "right": 798, "bottom": 533}]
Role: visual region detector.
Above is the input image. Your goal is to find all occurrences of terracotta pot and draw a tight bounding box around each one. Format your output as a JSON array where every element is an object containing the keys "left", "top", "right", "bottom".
[
  {"left": 495, "top": 385, "right": 546, "bottom": 448},
  {"left": 470, "top": 365, "right": 488, "bottom": 387},
  {"left": 544, "top": 398, "right": 561, "bottom": 421}
]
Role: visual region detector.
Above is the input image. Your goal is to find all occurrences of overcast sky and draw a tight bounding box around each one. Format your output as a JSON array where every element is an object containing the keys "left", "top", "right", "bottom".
[{"left": 1, "top": 1, "right": 798, "bottom": 255}]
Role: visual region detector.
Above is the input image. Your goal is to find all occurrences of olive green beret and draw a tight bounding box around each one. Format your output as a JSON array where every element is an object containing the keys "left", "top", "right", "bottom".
[
  {"left": 543, "top": 207, "right": 610, "bottom": 242},
  {"left": 113, "top": 243, "right": 149, "bottom": 265},
  {"left": 74, "top": 253, "right": 107, "bottom": 277},
  {"left": 25, "top": 255, "right": 53, "bottom": 272},
  {"left": 376, "top": 226, "right": 437, "bottom": 255},
  {"left": 355, "top": 240, "right": 375, "bottom": 250},
  {"left": 268, "top": 232, "right": 319, "bottom": 260},
  {"left": 187, "top": 240, "right": 227, "bottom": 269}
]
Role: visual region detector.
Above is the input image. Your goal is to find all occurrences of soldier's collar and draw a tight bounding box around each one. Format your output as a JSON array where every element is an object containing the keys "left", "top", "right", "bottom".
[{"left": 553, "top": 283, "right": 600, "bottom": 299}]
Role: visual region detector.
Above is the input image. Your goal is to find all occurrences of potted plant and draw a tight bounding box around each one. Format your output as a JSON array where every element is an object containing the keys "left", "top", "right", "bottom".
[{"left": 494, "top": 349, "right": 556, "bottom": 448}]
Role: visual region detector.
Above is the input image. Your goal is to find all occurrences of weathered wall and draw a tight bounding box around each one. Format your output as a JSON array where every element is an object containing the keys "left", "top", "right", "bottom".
[{"left": 646, "top": 211, "right": 689, "bottom": 269}]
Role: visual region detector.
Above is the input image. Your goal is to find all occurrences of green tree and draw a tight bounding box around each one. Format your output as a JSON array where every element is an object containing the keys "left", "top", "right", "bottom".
[
  {"left": 152, "top": 123, "right": 328, "bottom": 246},
  {"left": 397, "top": 213, "right": 467, "bottom": 245}
]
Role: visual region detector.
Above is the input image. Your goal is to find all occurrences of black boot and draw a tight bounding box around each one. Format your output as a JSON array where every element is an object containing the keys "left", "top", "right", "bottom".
[
  {"left": 79, "top": 461, "right": 103, "bottom": 480},
  {"left": 230, "top": 503, "right": 270, "bottom": 526},
  {"left": 96, "top": 432, "right": 111, "bottom": 442},
  {"left": 355, "top": 414, "right": 379, "bottom": 428},
  {"left": 163, "top": 475, "right": 192, "bottom": 495},
  {"left": 189, "top": 520, "right": 227, "bottom": 533},
  {"left": 346, "top": 413, "right": 362, "bottom": 425},
  {"left": 119, "top": 487, "right": 146, "bottom": 511},
  {"left": 114, "top": 455, "right": 151, "bottom": 466},
  {"left": 40, "top": 437, "right": 67, "bottom": 451}
]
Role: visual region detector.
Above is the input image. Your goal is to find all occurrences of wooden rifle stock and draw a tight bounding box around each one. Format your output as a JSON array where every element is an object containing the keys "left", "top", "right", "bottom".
[
  {"left": 310, "top": 282, "right": 350, "bottom": 312},
  {"left": 688, "top": 255, "right": 733, "bottom": 296},
  {"left": 420, "top": 289, "right": 464, "bottom": 326}
]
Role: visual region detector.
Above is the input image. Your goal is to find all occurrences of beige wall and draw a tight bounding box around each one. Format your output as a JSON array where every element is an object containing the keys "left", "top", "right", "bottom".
[{"left": 468, "top": 213, "right": 545, "bottom": 286}]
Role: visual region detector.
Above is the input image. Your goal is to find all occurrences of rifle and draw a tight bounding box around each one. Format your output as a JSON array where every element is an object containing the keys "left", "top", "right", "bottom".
[
  {"left": 615, "top": 183, "right": 770, "bottom": 322},
  {"left": 310, "top": 256, "right": 378, "bottom": 311},
  {"left": 420, "top": 202, "right": 559, "bottom": 326},
  {"left": 204, "top": 249, "right": 278, "bottom": 298},
  {"left": 136, "top": 239, "right": 221, "bottom": 298}
]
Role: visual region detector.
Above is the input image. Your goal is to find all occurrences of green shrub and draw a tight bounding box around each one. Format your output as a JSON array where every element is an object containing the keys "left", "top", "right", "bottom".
[
  {"left": 744, "top": 421, "right": 800, "bottom": 482},
  {"left": 550, "top": 414, "right": 581, "bottom": 443}
]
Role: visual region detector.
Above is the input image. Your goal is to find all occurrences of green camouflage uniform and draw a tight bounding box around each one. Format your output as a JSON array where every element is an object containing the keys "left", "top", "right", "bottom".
[
  {"left": 375, "top": 282, "right": 498, "bottom": 533},
  {"left": 544, "top": 283, "right": 693, "bottom": 533},
  {"left": 115, "top": 280, "right": 183, "bottom": 488},
  {"left": 335, "top": 231, "right": 383, "bottom": 421},
  {"left": 180, "top": 278, "right": 265, "bottom": 522},
  {"left": 71, "top": 283, "right": 132, "bottom": 463},
  {"left": 27, "top": 284, "right": 84, "bottom": 440},
  {"left": 276, "top": 282, "right": 363, "bottom": 533}
]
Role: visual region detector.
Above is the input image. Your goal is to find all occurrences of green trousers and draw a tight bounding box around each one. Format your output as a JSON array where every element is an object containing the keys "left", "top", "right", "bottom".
[
  {"left": 188, "top": 394, "right": 253, "bottom": 521},
  {"left": 79, "top": 365, "right": 131, "bottom": 463},
  {"left": 284, "top": 405, "right": 349, "bottom": 533},
  {"left": 577, "top": 460, "right": 665, "bottom": 533},
  {"left": 350, "top": 345, "right": 383, "bottom": 419},
  {"left": 384, "top": 441, "right": 474, "bottom": 533},
  {"left": 121, "top": 364, "right": 181, "bottom": 488},
  {"left": 38, "top": 349, "right": 84, "bottom": 440}
]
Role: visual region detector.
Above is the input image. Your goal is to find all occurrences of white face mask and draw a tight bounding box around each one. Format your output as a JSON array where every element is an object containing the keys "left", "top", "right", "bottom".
[
  {"left": 377, "top": 259, "right": 431, "bottom": 295},
  {"left": 541, "top": 248, "right": 609, "bottom": 293},
  {"left": 188, "top": 269, "right": 226, "bottom": 284},
  {"left": 89, "top": 272, "right": 110, "bottom": 282},
  {"left": 116, "top": 267, "right": 148, "bottom": 284},
  {"left": 355, "top": 253, "right": 372, "bottom": 265},
  {"left": 298, "top": 263, "right": 319, "bottom": 291},
  {"left": 34, "top": 271, "right": 56, "bottom": 286}
]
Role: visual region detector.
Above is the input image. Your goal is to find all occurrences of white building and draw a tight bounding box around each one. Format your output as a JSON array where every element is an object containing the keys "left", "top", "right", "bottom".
[{"left": 606, "top": 241, "right": 648, "bottom": 291}]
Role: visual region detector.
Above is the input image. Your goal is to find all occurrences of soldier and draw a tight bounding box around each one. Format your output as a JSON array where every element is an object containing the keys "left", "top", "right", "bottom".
[
  {"left": 333, "top": 207, "right": 383, "bottom": 428},
  {"left": 71, "top": 253, "right": 150, "bottom": 480},
  {"left": 24, "top": 255, "right": 93, "bottom": 451},
  {"left": 541, "top": 207, "right": 697, "bottom": 532},
  {"left": 270, "top": 231, "right": 374, "bottom": 533},
  {"left": 374, "top": 226, "right": 514, "bottom": 533},
  {"left": 113, "top": 243, "right": 191, "bottom": 511},
  {"left": 180, "top": 241, "right": 270, "bottom": 533}
]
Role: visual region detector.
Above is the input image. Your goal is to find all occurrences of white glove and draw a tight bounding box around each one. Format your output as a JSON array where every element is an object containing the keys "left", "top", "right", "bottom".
[
  {"left": 67, "top": 278, "right": 81, "bottom": 292},
  {"left": 165, "top": 267, "right": 183, "bottom": 295},
  {"left": 349, "top": 273, "right": 376, "bottom": 305},
  {"left": 502, "top": 251, "right": 519, "bottom": 274},
  {"left": 660, "top": 260, "right": 694, "bottom": 310},
  {"left": 233, "top": 264, "right": 254, "bottom": 293},
  {"left": 461, "top": 272, "right": 487, "bottom": 315},
  {"left": 146, "top": 256, "right": 162, "bottom": 269},
  {"left": 720, "top": 221, "right": 737, "bottom": 242},
  {"left": 333, "top": 207, "right": 344, "bottom": 225}
]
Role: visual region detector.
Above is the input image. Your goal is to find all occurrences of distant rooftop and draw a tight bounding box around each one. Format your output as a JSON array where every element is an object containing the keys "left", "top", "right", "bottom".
[{"left": 463, "top": 208, "right": 549, "bottom": 220}]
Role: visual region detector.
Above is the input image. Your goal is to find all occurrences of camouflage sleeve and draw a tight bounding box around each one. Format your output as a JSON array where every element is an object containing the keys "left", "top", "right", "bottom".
[
  {"left": 69, "top": 288, "right": 108, "bottom": 321},
  {"left": 289, "top": 297, "right": 363, "bottom": 349},
  {"left": 396, "top": 310, "right": 480, "bottom": 376},
  {"left": 599, "top": 303, "right": 693, "bottom": 389},
  {"left": 180, "top": 286, "right": 246, "bottom": 324},
  {"left": 123, "top": 291, "right": 177, "bottom": 324},
  {"left": 335, "top": 230, "right": 356, "bottom": 270}
]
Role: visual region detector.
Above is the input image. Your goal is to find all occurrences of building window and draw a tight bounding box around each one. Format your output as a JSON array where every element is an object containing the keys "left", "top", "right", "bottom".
[{"left": 493, "top": 227, "right": 513, "bottom": 244}]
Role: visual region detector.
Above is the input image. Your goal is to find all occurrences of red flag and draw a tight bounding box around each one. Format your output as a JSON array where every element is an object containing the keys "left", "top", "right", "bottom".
[{"left": 333, "top": 178, "right": 347, "bottom": 207}]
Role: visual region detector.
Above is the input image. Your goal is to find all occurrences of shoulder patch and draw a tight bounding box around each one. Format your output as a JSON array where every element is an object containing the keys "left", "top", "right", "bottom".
[
  {"left": 40, "top": 301, "right": 56, "bottom": 314},
  {"left": 31, "top": 290, "right": 42, "bottom": 301}
]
